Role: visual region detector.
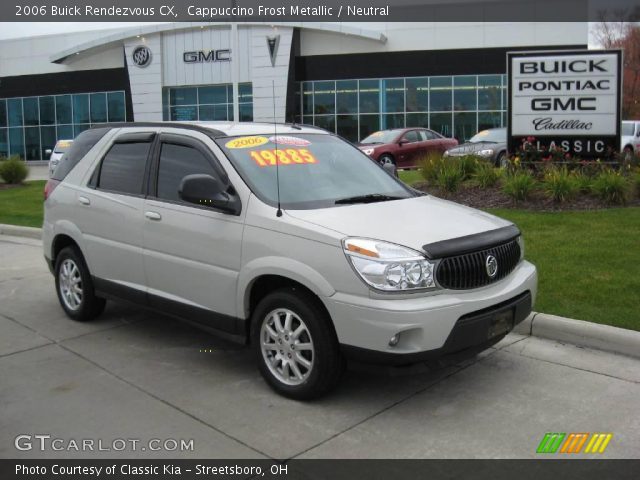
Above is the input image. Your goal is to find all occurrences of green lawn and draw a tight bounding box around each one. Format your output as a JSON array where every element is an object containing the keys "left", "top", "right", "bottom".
[
  {"left": 1, "top": 181, "right": 638, "bottom": 330},
  {"left": 487, "top": 207, "right": 640, "bottom": 331},
  {"left": 0, "top": 181, "right": 45, "bottom": 228},
  {"left": 398, "top": 169, "right": 422, "bottom": 186}
]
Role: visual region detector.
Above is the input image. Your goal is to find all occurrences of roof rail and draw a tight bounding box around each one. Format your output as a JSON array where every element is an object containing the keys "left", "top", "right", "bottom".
[{"left": 89, "top": 122, "right": 227, "bottom": 138}]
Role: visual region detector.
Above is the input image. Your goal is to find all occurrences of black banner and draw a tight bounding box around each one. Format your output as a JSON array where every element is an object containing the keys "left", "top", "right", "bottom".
[
  {"left": 4, "top": 0, "right": 640, "bottom": 22},
  {"left": 2, "top": 460, "right": 640, "bottom": 480}
]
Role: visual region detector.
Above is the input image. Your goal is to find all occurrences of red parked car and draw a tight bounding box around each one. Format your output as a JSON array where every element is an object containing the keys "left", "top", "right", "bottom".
[{"left": 357, "top": 128, "right": 458, "bottom": 169}]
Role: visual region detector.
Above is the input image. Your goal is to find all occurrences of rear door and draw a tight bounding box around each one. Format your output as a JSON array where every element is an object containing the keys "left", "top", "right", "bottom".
[
  {"left": 77, "top": 132, "right": 155, "bottom": 296},
  {"left": 141, "top": 132, "right": 244, "bottom": 331}
]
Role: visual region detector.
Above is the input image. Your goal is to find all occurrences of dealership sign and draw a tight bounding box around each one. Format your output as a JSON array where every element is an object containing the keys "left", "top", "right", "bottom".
[
  {"left": 507, "top": 50, "right": 622, "bottom": 157},
  {"left": 183, "top": 49, "right": 231, "bottom": 63}
]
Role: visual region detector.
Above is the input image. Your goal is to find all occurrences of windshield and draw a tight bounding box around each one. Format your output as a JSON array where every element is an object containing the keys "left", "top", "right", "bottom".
[
  {"left": 53, "top": 140, "right": 73, "bottom": 153},
  {"left": 622, "top": 122, "right": 635, "bottom": 136},
  {"left": 468, "top": 129, "right": 506, "bottom": 144},
  {"left": 217, "top": 134, "right": 414, "bottom": 210},
  {"left": 360, "top": 130, "right": 403, "bottom": 144}
]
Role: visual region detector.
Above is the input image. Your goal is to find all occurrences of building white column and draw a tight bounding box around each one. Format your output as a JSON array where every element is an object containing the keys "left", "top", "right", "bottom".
[{"left": 231, "top": 23, "right": 240, "bottom": 122}]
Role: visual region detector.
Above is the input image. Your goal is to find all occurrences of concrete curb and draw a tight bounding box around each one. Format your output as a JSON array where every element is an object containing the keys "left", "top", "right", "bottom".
[
  {"left": 0, "top": 223, "right": 42, "bottom": 240},
  {"left": 514, "top": 312, "right": 640, "bottom": 360}
]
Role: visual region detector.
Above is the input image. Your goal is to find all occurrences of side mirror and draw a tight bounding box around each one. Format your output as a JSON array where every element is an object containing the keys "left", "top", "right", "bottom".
[
  {"left": 178, "top": 174, "right": 241, "bottom": 215},
  {"left": 398, "top": 140, "right": 407, "bottom": 146}
]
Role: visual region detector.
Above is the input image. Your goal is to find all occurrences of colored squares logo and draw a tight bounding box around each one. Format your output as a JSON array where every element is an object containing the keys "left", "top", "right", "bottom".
[{"left": 537, "top": 433, "right": 613, "bottom": 454}]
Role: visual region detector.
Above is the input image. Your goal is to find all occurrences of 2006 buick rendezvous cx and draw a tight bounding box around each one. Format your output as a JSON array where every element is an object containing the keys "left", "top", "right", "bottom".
[{"left": 43, "top": 122, "right": 537, "bottom": 399}]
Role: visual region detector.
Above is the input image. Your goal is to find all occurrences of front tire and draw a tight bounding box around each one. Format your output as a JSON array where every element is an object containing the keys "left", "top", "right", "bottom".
[
  {"left": 252, "top": 288, "right": 344, "bottom": 400},
  {"left": 54, "top": 246, "right": 106, "bottom": 322},
  {"left": 623, "top": 146, "right": 634, "bottom": 163}
]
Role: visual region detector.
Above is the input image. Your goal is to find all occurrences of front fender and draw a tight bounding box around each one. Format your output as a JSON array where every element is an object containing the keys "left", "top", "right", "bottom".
[{"left": 237, "top": 256, "right": 336, "bottom": 320}]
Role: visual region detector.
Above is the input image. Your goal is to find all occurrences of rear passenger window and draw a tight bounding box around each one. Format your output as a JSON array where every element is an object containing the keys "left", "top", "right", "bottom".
[
  {"left": 157, "top": 143, "right": 219, "bottom": 202},
  {"left": 97, "top": 142, "right": 151, "bottom": 195}
]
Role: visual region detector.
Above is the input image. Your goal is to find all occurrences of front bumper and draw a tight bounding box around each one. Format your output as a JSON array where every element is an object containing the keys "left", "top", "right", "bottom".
[{"left": 325, "top": 260, "right": 537, "bottom": 365}]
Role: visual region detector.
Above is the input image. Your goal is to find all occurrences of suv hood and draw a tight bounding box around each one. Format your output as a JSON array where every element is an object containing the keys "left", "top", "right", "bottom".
[{"left": 285, "top": 195, "right": 512, "bottom": 254}]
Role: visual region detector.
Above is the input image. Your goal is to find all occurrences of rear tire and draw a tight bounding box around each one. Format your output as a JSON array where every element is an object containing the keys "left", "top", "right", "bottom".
[
  {"left": 54, "top": 246, "right": 106, "bottom": 322},
  {"left": 251, "top": 288, "right": 344, "bottom": 400},
  {"left": 623, "top": 146, "right": 634, "bottom": 162},
  {"left": 496, "top": 152, "right": 508, "bottom": 168}
]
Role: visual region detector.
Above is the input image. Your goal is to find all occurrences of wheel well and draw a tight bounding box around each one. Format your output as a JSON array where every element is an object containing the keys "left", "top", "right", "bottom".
[
  {"left": 245, "top": 275, "right": 333, "bottom": 342},
  {"left": 379, "top": 153, "right": 395, "bottom": 163},
  {"left": 624, "top": 144, "right": 634, "bottom": 151},
  {"left": 51, "top": 235, "right": 80, "bottom": 265}
]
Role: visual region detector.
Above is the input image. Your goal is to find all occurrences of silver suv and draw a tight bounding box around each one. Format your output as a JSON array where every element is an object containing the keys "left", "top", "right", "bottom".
[{"left": 43, "top": 122, "right": 537, "bottom": 399}]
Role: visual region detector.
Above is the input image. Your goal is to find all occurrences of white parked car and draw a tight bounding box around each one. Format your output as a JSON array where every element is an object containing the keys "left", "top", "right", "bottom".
[
  {"left": 621, "top": 120, "right": 640, "bottom": 160},
  {"left": 43, "top": 122, "right": 537, "bottom": 399},
  {"left": 47, "top": 139, "right": 74, "bottom": 177}
]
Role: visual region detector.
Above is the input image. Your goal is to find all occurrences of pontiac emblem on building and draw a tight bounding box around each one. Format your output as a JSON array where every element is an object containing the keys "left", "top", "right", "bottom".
[
  {"left": 266, "top": 35, "right": 280, "bottom": 67},
  {"left": 132, "top": 45, "right": 152, "bottom": 68}
]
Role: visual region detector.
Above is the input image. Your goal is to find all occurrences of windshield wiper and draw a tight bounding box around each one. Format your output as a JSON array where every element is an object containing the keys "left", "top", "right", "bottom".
[{"left": 335, "top": 193, "right": 405, "bottom": 205}]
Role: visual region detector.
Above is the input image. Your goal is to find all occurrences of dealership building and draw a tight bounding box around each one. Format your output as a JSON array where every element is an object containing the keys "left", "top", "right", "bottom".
[{"left": 0, "top": 21, "right": 587, "bottom": 161}]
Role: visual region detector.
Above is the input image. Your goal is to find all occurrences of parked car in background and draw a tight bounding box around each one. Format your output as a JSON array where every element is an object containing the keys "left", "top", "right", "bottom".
[
  {"left": 621, "top": 120, "right": 640, "bottom": 161},
  {"left": 43, "top": 122, "right": 536, "bottom": 399},
  {"left": 358, "top": 128, "right": 458, "bottom": 169},
  {"left": 47, "top": 139, "right": 74, "bottom": 177},
  {"left": 444, "top": 128, "right": 508, "bottom": 167}
]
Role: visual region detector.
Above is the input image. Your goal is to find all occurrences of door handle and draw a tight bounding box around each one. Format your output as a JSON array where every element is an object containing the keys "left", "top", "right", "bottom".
[
  {"left": 78, "top": 196, "right": 90, "bottom": 206},
  {"left": 145, "top": 211, "right": 162, "bottom": 221}
]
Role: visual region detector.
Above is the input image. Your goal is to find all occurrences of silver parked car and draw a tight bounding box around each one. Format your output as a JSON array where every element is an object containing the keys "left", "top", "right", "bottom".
[
  {"left": 43, "top": 122, "right": 537, "bottom": 399},
  {"left": 444, "top": 127, "right": 508, "bottom": 167},
  {"left": 47, "top": 139, "right": 74, "bottom": 177}
]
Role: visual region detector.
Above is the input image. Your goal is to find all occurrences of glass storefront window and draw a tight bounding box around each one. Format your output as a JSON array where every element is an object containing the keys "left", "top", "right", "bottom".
[
  {"left": 454, "top": 112, "right": 477, "bottom": 142},
  {"left": 164, "top": 83, "right": 253, "bottom": 123},
  {"left": 453, "top": 76, "right": 477, "bottom": 111},
  {"left": 24, "top": 127, "right": 40, "bottom": 161},
  {"left": 406, "top": 77, "right": 429, "bottom": 112},
  {"left": 336, "top": 80, "right": 357, "bottom": 114},
  {"left": 429, "top": 77, "right": 452, "bottom": 112},
  {"left": 23, "top": 98, "right": 39, "bottom": 126},
  {"left": 314, "top": 81, "right": 335, "bottom": 115},
  {"left": 199, "top": 85, "right": 227, "bottom": 104},
  {"left": 199, "top": 104, "right": 228, "bottom": 121},
  {"left": 0, "top": 100, "right": 6, "bottom": 128},
  {"left": 8, "top": 127, "right": 24, "bottom": 158},
  {"left": 170, "top": 88, "right": 197, "bottom": 106},
  {"left": 73, "top": 94, "right": 89, "bottom": 124},
  {"left": 0, "top": 129, "right": 8, "bottom": 157},
  {"left": 358, "top": 80, "right": 379, "bottom": 114},
  {"left": 107, "top": 92, "right": 126, "bottom": 122},
  {"left": 8, "top": 98, "right": 23, "bottom": 127},
  {"left": 0, "top": 90, "right": 126, "bottom": 160},
  {"left": 296, "top": 75, "right": 507, "bottom": 142},
  {"left": 39, "top": 96, "right": 55, "bottom": 125},
  {"left": 90, "top": 93, "right": 107, "bottom": 123},
  {"left": 56, "top": 95, "right": 72, "bottom": 124},
  {"left": 314, "top": 115, "right": 335, "bottom": 133},
  {"left": 382, "top": 78, "right": 404, "bottom": 113}
]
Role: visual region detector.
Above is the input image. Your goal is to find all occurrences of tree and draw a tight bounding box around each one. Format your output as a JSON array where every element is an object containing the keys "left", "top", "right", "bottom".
[{"left": 592, "top": 18, "right": 640, "bottom": 118}]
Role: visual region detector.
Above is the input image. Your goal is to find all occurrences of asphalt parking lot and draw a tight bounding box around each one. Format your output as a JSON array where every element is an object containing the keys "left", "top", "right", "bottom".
[{"left": 1, "top": 234, "right": 639, "bottom": 460}]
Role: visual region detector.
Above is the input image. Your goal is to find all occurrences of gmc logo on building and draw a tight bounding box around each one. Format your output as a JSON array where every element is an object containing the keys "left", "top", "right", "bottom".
[{"left": 183, "top": 50, "right": 231, "bottom": 63}]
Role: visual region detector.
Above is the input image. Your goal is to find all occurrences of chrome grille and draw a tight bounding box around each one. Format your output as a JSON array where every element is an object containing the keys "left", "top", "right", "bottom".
[{"left": 435, "top": 239, "right": 521, "bottom": 290}]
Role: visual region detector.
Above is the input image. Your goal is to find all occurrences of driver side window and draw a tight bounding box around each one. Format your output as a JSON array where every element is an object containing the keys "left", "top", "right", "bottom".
[
  {"left": 402, "top": 130, "right": 420, "bottom": 143},
  {"left": 156, "top": 143, "right": 219, "bottom": 202}
]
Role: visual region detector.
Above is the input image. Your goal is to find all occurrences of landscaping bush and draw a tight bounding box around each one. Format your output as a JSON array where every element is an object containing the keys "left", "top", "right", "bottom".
[
  {"left": 456, "top": 155, "right": 478, "bottom": 180},
  {"left": 419, "top": 153, "right": 446, "bottom": 183},
  {"left": 592, "top": 169, "right": 629, "bottom": 205},
  {"left": 473, "top": 161, "right": 501, "bottom": 188},
  {"left": 436, "top": 161, "right": 465, "bottom": 193},
  {"left": 502, "top": 171, "right": 536, "bottom": 202},
  {"left": 543, "top": 167, "right": 578, "bottom": 203},
  {"left": 572, "top": 170, "right": 592, "bottom": 194},
  {"left": 0, "top": 156, "right": 29, "bottom": 184}
]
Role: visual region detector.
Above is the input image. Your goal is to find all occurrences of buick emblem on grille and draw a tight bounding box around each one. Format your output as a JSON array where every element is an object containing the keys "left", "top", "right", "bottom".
[
  {"left": 485, "top": 255, "right": 498, "bottom": 278},
  {"left": 132, "top": 45, "right": 152, "bottom": 68}
]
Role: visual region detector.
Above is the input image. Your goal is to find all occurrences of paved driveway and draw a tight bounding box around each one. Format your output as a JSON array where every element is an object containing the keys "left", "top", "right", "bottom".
[{"left": 1, "top": 235, "right": 639, "bottom": 459}]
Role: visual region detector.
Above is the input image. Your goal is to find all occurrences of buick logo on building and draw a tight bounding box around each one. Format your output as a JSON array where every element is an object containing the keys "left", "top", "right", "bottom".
[
  {"left": 132, "top": 46, "right": 152, "bottom": 68},
  {"left": 485, "top": 255, "right": 498, "bottom": 278}
]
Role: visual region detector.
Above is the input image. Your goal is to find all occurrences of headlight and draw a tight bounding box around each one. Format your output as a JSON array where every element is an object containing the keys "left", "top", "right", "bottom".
[
  {"left": 477, "top": 149, "right": 495, "bottom": 157},
  {"left": 516, "top": 235, "right": 525, "bottom": 261},
  {"left": 343, "top": 238, "right": 437, "bottom": 292},
  {"left": 361, "top": 148, "right": 375, "bottom": 156}
]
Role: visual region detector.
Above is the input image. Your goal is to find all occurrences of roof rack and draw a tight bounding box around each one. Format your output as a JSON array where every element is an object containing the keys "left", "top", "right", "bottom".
[{"left": 89, "top": 122, "right": 227, "bottom": 138}]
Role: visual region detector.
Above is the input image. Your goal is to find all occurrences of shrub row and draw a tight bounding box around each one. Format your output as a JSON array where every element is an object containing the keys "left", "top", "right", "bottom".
[{"left": 0, "top": 156, "right": 29, "bottom": 184}]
